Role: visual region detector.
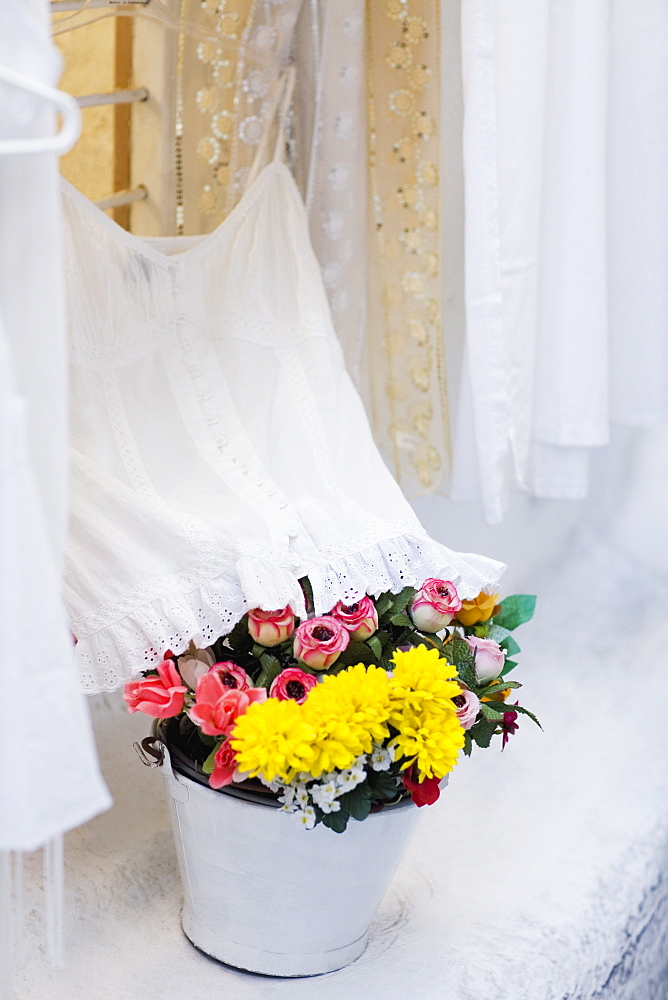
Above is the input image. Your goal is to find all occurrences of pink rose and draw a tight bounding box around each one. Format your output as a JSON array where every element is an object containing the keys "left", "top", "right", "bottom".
[
  {"left": 293, "top": 615, "right": 349, "bottom": 671},
  {"left": 210, "top": 661, "right": 250, "bottom": 691},
  {"left": 189, "top": 671, "right": 266, "bottom": 736},
  {"left": 452, "top": 689, "right": 480, "bottom": 730},
  {"left": 177, "top": 646, "right": 215, "bottom": 689},
  {"left": 248, "top": 606, "right": 295, "bottom": 647},
  {"left": 209, "top": 739, "right": 239, "bottom": 790},
  {"left": 464, "top": 636, "right": 505, "bottom": 685},
  {"left": 270, "top": 667, "right": 318, "bottom": 704},
  {"left": 409, "top": 579, "right": 462, "bottom": 633},
  {"left": 330, "top": 596, "right": 379, "bottom": 640},
  {"left": 123, "top": 660, "right": 187, "bottom": 719}
]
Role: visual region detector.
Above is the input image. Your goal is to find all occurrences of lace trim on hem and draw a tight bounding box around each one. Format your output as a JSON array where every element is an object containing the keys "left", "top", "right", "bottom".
[{"left": 75, "top": 533, "right": 505, "bottom": 693}]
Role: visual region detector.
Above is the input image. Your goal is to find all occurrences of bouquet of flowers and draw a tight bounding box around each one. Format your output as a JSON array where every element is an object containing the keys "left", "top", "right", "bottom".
[{"left": 124, "top": 579, "right": 538, "bottom": 832}]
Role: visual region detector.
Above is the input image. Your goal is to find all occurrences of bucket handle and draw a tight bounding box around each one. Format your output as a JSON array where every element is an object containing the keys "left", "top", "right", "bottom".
[{"left": 133, "top": 736, "right": 165, "bottom": 768}]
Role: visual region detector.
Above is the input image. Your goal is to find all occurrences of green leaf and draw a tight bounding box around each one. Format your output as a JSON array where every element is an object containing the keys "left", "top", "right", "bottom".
[
  {"left": 388, "top": 586, "right": 417, "bottom": 616},
  {"left": 479, "top": 702, "right": 507, "bottom": 722},
  {"left": 463, "top": 731, "right": 473, "bottom": 757},
  {"left": 337, "top": 638, "right": 376, "bottom": 668},
  {"left": 500, "top": 635, "right": 521, "bottom": 659},
  {"left": 366, "top": 770, "right": 400, "bottom": 801},
  {"left": 470, "top": 719, "right": 497, "bottom": 749},
  {"left": 493, "top": 594, "right": 536, "bottom": 631},
  {"left": 480, "top": 679, "right": 522, "bottom": 697},
  {"left": 201, "top": 741, "right": 223, "bottom": 775},
  {"left": 486, "top": 623, "right": 511, "bottom": 644},
  {"left": 501, "top": 658, "right": 518, "bottom": 676},
  {"left": 389, "top": 612, "right": 413, "bottom": 629},
  {"left": 321, "top": 809, "right": 349, "bottom": 834},
  {"left": 255, "top": 653, "right": 283, "bottom": 689},
  {"left": 509, "top": 703, "right": 543, "bottom": 729},
  {"left": 367, "top": 635, "right": 383, "bottom": 659},
  {"left": 374, "top": 593, "right": 394, "bottom": 618},
  {"left": 338, "top": 782, "right": 372, "bottom": 822},
  {"left": 225, "top": 615, "right": 251, "bottom": 653}
]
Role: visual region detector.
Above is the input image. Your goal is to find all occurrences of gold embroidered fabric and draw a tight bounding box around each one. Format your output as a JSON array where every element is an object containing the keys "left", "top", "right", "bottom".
[
  {"left": 367, "top": 0, "right": 449, "bottom": 493},
  {"left": 175, "top": 0, "right": 301, "bottom": 234}
]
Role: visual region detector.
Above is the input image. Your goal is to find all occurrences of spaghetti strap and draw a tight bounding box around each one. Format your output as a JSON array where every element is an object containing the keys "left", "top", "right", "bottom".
[
  {"left": 243, "top": 65, "right": 296, "bottom": 195},
  {"left": 272, "top": 64, "right": 296, "bottom": 163}
]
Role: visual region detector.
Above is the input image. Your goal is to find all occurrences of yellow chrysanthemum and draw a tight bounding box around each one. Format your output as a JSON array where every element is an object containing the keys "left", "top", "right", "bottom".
[
  {"left": 388, "top": 646, "right": 461, "bottom": 723},
  {"left": 388, "top": 646, "right": 465, "bottom": 780},
  {"left": 301, "top": 664, "right": 392, "bottom": 778},
  {"left": 390, "top": 704, "right": 465, "bottom": 780},
  {"left": 230, "top": 699, "right": 316, "bottom": 784}
]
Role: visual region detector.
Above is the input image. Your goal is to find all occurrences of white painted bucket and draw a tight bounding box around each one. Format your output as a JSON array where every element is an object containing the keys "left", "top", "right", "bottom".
[{"left": 158, "top": 743, "right": 421, "bottom": 977}]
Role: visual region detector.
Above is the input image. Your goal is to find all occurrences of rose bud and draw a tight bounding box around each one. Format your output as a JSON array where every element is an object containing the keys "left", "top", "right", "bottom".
[
  {"left": 123, "top": 660, "right": 187, "bottom": 719},
  {"left": 464, "top": 635, "right": 505, "bottom": 685},
  {"left": 209, "top": 739, "right": 239, "bottom": 790},
  {"left": 293, "top": 616, "right": 350, "bottom": 671},
  {"left": 451, "top": 688, "right": 481, "bottom": 730},
  {"left": 270, "top": 667, "right": 318, "bottom": 704},
  {"left": 248, "top": 606, "right": 295, "bottom": 647},
  {"left": 455, "top": 591, "right": 499, "bottom": 627},
  {"left": 330, "top": 596, "right": 379, "bottom": 640},
  {"left": 409, "top": 578, "right": 462, "bottom": 633}
]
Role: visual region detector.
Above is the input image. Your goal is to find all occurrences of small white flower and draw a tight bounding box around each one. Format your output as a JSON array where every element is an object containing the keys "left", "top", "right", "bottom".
[
  {"left": 370, "top": 747, "right": 393, "bottom": 771},
  {"left": 294, "top": 784, "right": 310, "bottom": 808},
  {"left": 297, "top": 807, "right": 316, "bottom": 830},
  {"left": 337, "top": 767, "right": 366, "bottom": 791},
  {"left": 311, "top": 781, "right": 340, "bottom": 813}
]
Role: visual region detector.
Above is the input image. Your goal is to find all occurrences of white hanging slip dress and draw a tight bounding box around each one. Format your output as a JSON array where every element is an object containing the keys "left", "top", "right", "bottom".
[{"left": 61, "top": 70, "right": 504, "bottom": 693}]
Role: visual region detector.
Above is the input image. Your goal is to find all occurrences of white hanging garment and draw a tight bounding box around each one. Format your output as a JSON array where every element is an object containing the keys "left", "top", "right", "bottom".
[
  {"left": 0, "top": 0, "right": 110, "bottom": 853},
  {"left": 62, "top": 73, "right": 504, "bottom": 693},
  {"left": 455, "top": 0, "right": 668, "bottom": 521}
]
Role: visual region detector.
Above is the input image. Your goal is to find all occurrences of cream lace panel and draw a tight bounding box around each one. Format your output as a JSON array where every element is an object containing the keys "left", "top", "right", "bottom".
[
  {"left": 367, "top": 0, "right": 450, "bottom": 494},
  {"left": 176, "top": 0, "right": 301, "bottom": 234}
]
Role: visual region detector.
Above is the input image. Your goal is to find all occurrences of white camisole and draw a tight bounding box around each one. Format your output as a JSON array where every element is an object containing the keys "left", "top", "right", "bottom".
[{"left": 61, "top": 75, "right": 504, "bottom": 692}]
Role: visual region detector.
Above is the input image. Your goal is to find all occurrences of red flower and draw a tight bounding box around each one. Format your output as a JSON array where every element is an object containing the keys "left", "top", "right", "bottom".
[
  {"left": 209, "top": 739, "right": 238, "bottom": 790},
  {"left": 123, "top": 660, "right": 187, "bottom": 719},
  {"left": 402, "top": 765, "right": 441, "bottom": 807},
  {"left": 189, "top": 670, "right": 266, "bottom": 736},
  {"left": 270, "top": 667, "right": 317, "bottom": 704},
  {"left": 501, "top": 703, "right": 520, "bottom": 749}
]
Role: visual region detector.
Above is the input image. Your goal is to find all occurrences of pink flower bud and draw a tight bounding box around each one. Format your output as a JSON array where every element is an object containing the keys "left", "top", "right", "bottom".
[
  {"left": 248, "top": 606, "right": 295, "bottom": 647},
  {"left": 451, "top": 688, "right": 480, "bottom": 729},
  {"left": 330, "top": 596, "right": 379, "bottom": 640},
  {"left": 409, "top": 579, "right": 462, "bottom": 633},
  {"left": 464, "top": 636, "right": 505, "bottom": 684},
  {"left": 177, "top": 646, "right": 214, "bottom": 689},
  {"left": 293, "top": 616, "right": 350, "bottom": 671}
]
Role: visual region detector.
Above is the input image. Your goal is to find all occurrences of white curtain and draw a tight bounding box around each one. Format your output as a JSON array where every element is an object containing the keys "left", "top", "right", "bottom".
[{"left": 453, "top": 0, "right": 668, "bottom": 523}]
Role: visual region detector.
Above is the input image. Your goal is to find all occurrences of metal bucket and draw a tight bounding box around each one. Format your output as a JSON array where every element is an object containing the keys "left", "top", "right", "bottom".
[{"left": 144, "top": 734, "right": 421, "bottom": 977}]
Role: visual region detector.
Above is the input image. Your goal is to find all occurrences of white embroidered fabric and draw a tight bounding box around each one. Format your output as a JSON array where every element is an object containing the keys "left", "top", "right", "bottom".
[{"left": 62, "top": 88, "right": 503, "bottom": 693}]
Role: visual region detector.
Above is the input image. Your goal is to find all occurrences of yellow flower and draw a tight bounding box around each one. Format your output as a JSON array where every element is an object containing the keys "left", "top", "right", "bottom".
[
  {"left": 390, "top": 705, "right": 465, "bottom": 780},
  {"left": 455, "top": 591, "right": 499, "bottom": 627},
  {"left": 388, "top": 647, "right": 464, "bottom": 780},
  {"left": 230, "top": 699, "right": 316, "bottom": 784},
  {"left": 388, "top": 646, "right": 461, "bottom": 720},
  {"left": 303, "top": 664, "right": 391, "bottom": 778}
]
